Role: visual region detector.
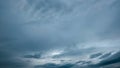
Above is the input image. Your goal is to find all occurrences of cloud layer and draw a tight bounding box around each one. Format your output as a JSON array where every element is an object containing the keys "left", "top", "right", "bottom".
[{"left": 0, "top": 0, "right": 120, "bottom": 68}]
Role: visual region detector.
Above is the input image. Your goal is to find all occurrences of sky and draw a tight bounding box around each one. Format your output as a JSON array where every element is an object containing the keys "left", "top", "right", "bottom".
[{"left": 0, "top": 0, "right": 120, "bottom": 68}]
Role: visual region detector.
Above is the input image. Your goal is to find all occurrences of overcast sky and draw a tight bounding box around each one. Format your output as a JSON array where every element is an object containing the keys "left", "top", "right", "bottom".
[{"left": 0, "top": 0, "right": 120, "bottom": 68}]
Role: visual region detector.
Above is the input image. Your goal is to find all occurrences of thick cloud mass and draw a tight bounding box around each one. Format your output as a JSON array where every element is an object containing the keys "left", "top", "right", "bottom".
[{"left": 0, "top": 0, "right": 120, "bottom": 68}]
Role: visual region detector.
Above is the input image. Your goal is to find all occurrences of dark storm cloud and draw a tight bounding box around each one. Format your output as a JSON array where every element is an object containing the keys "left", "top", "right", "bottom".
[
  {"left": 0, "top": 50, "right": 28, "bottom": 68},
  {"left": 101, "top": 63, "right": 120, "bottom": 68},
  {"left": 86, "top": 51, "right": 120, "bottom": 68},
  {"left": 76, "top": 51, "right": 120, "bottom": 68},
  {"left": 0, "top": 60, "right": 27, "bottom": 68},
  {"left": 97, "top": 51, "right": 120, "bottom": 67},
  {"left": 34, "top": 63, "right": 74, "bottom": 68},
  {"left": 66, "top": 51, "right": 120, "bottom": 68}
]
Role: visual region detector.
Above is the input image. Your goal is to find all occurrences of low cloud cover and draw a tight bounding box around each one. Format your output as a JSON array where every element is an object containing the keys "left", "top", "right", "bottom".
[{"left": 0, "top": 0, "right": 120, "bottom": 68}]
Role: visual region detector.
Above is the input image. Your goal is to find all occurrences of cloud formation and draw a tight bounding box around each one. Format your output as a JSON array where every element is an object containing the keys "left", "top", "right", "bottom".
[{"left": 0, "top": 0, "right": 120, "bottom": 68}]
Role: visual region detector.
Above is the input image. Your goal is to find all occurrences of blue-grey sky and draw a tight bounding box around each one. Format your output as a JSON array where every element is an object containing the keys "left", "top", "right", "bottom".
[{"left": 0, "top": 0, "right": 120, "bottom": 68}]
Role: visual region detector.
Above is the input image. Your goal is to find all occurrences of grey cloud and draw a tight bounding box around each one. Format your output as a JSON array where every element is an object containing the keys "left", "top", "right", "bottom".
[
  {"left": 76, "top": 61, "right": 92, "bottom": 65},
  {"left": 23, "top": 53, "right": 42, "bottom": 59},
  {"left": 34, "top": 63, "right": 58, "bottom": 68},
  {"left": 58, "top": 64, "right": 74, "bottom": 68},
  {"left": 27, "top": 0, "right": 70, "bottom": 13},
  {"left": 0, "top": 0, "right": 120, "bottom": 68},
  {"left": 53, "top": 47, "right": 96, "bottom": 59},
  {"left": 34, "top": 63, "right": 74, "bottom": 68},
  {"left": 99, "top": 52, "right": 112, "bottom": 59},
  {"left": 90, "top": 53, "right": 102, "bottom": 59}
]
